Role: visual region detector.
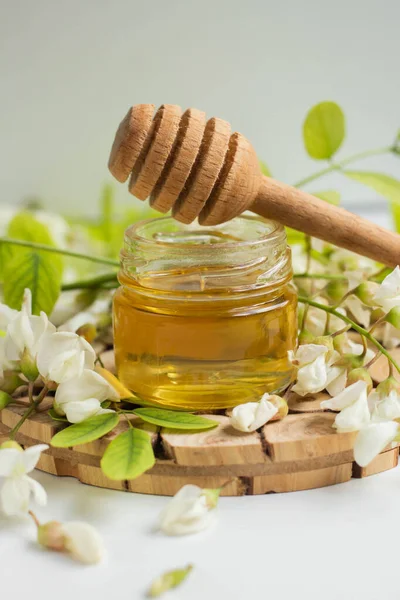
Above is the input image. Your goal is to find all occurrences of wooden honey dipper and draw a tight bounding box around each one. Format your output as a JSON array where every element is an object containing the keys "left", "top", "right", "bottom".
[{"left": 108, "top": 104, "right": 400, "bottom": 267}]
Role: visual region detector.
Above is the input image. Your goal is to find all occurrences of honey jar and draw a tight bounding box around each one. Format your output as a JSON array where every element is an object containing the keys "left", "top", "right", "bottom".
[{"left": 113, "top": 215, "right": 297, "bottom": 410}]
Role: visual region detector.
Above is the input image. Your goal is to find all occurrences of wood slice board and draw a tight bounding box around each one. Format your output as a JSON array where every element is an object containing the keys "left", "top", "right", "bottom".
[{"left": 0, "top": 397, "right": 398, "bottom": 497}]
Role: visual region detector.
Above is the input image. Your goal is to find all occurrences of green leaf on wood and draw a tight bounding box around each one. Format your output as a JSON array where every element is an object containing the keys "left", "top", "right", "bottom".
[
  {"left": 1, "top": 213, "right": 63, "bottom": 315},
  {"left": 133, "top": 408, "right": 219, "bottom": 430},
  {"left": 303, "top": 101, "right": 345, "bottom": 160},
  {"left": 313, "top": 190, "right": 341, "bottom": 205},
  {"left": 51, "top": 412, "right": 119, "bottom": 447},
  {"left": 100, "top": 427, "right": 155, "bottom": 480},
  {"left": 259, "top": 161, "right": 272, "bottom": 177}
]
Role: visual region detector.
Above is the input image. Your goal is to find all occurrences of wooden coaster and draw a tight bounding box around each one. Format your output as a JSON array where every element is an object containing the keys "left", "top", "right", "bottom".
[{"left": 0, "top": 398, "right": 397, "bottom": 497}]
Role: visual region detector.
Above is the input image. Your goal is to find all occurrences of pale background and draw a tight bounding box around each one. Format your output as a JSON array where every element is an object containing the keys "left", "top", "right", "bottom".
[{"left": 0, "top": 0, "right": 399, "bottom": 224}]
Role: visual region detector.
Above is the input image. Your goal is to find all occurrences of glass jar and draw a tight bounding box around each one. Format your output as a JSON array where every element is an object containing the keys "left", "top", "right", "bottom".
[{"left": 113, "top": 215, "right": 297, "bottom": 410}]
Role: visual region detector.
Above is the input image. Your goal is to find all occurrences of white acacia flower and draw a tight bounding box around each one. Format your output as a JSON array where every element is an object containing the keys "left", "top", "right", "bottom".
[
  {"left": 373, "top": 266, "right": 400, "bottom": 313},
  {"left": 54, "top": 369, "right": 118, "bottom": 423},
  {"left": 37, "top": 331, "right": 96, "bottom": 384},
  {"left": 159, "top": 485, "right": 218, "bottom": 536},
  {"left": 3, "top": 289, "right": 55, "bottom": 370},
  {"left": 289, "top": 344, "right": 329, "bottom": 396},
  {"left": 38, "top": 520, "right": 105, "bottom": 564},
  {"left": 369, "top": 390, "right": 400, "bottom": 421},
  {"left": 325, "top": 340, "right": 374, "bottom": 397},
  {"left": 0, "top": 443, "right": 48, "bottom": 516},
  {"left": 321, "top": 380, "right": 370, "bottom": 432},
  {"left": 354, "top": 421, "right": 399, "bottom": 467},
  {"left": 230, "top": 394, "right": 278, "bottom": 432},
  {"left": 63, "top": 522, "right": 105, "bottom": 564},
  {"left": 304, "top": 302, "right": 346, "bottom": 337}
]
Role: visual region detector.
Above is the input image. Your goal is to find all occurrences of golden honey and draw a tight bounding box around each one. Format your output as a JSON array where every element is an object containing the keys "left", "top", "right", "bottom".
[{"left": 113, "top": 216, "right": 297, "bottom": 410}]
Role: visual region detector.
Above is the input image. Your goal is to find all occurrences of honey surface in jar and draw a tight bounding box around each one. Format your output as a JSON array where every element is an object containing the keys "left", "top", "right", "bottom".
[{"left": 113, "top": 216, "right": 297, "bottom": 410}]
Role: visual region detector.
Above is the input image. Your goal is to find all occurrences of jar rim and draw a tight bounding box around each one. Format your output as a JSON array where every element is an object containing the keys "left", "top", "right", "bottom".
[{"left": 124, "top": 214, "right": 285, "bottom": 251}]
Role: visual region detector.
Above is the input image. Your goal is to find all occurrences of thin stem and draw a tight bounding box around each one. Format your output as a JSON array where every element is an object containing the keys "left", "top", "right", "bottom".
[
  {"left": 364, "top": 351, "right": 381, "bottom": 369},
  {"left": 298, "top": 296, "right": 400, "bottom": 375},
  {"left": 9, "top": 386, "right": 49, "bottom": 439},
  {"left": 293, "top": 145, "right": 393, "bottom": 188},
  {"left": 369, "top": 316, "right": 386, "bottom": 335},
  {"left": 62, "top": 272, "right": 119, "bottom": 291},
  {"left": 28, "top": 510, "right": 41, "bottom": 528},
  {"left": 28, "top": 381, "right": 34, "bottom": 405},
  {"left": 9, "top": 403, "right": 37, "bottom": 439},
  {"left": 0, "top": 238, "right": 119, "bottom": 267},
  {"left": 331, "top": 325, "right": 351, "bottom": 338}
]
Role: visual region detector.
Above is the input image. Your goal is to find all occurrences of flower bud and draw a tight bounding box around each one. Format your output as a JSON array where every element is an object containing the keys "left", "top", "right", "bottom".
[
  {"left": 371, "top": 307, "right": 386, "bottom": 322},
  {"left": 354, "top": 282, "right": 380, "bottom": 307},
  {"left": 384, "top": 306, "right": 400, "bottom": 329},
  {"left": 268, "top": 394, "right": 289, "bottom": 420},
  {"left": 298, "top": 329, "right": 314, "bottom": 345},
  {"left": 20, "top": 349, "right": 39, "bottom": 382},
  {"left": 334, "top": 353, "right": 364, "bottom": 371},
  {"left": 325, "top": 280, "right": 348, "bottom": 303},
  {"left": 1, "top": 371, "right": 24, "bottom": 395},
  {"left": 376, "top": 376, "right": 400, "bottom": 399},
  {"left": 38, "top": 521, "right": 66, "bottom": 552},
  {"left": 76, "top": 323, "right": 97, "bottom": 344},
  {"left": 347, "top": 368, "right": 373, "bottom": 393},
  {"left": 0, "top": 440, "right": 23, "bottom": 451},
  {"left": 333, "top": 332, "right": 348, "bottom": 354},
  {"left": 0, "top": 391, "right": 13, "bottom": 410}
]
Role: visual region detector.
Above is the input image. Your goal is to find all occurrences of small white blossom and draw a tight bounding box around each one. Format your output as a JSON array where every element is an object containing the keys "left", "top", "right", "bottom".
[
  {"left": 54, "top": 369, "right": 118, "bottom": 423},
  {"left": 373, "top": 266, "right": 400, "bottom": 313},
  {"left": 354, "top": 421, "right": 399, "bottom": 467},
  {"left": 37, "top": 331, "right": 96, "bottom": 384},
  {"left": 38, "top": 519, "right": 104, "bottom": 564},
  {"left": 230, "top": 394, "right": 278, "bottom": 432},
  {"left": 62, "top": 522, "right": 105, "bottom": 564},
  {"left": 304, "top": 300, "right": 346, "bottom": 336},
  {"left": 289, "top": 344, "right": 329, "bottom": 396},
  {"left": 0, "top": 443, "right": 48, "bottom": 516},
  {"left": 3, "top": 289, "right": 55, "bottom": 367},
  {"left": 321, "top": 381, "right": 370, "bottom": 432},
  {"left": 159, "top": 485, "right": 218, "bottom": 536},
  {"left": 370, "top": 390, "right": 400, "bottom": 421}
]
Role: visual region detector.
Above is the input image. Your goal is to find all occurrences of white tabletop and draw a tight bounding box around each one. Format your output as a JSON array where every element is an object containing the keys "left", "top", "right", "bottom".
[{"left": 1, "top": 465, "right": 398, "bottom": 600}]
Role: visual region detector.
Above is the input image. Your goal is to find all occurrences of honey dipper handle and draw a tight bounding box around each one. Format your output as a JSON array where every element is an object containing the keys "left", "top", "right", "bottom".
[{"left": 252, "top": 176, "right": 400, "bottom": 267}]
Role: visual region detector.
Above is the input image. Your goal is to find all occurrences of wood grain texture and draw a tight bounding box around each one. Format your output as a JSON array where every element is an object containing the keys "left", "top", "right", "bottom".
[
  {"left": 368, "top": 349, "right": 400, "bottom": 384},
  {"left": 252, "top": 177, "right": 400, "bottom": 267},
  {"left": 150, "top": 108, "right": 206, "bottom": 213},
  {"left": 129, "top": 104, "right": 182, "bottom": 200},
  {"left": 1, "top": 403, "right": 398, "bottom": 496},
  {"left": 109, "top": 103, "right": 400, "bottom": 265},
  {"left": 108, "top": 104, "right": 155, "bottom": 183},
  {"left": 172, "top": 117, "right": 231, "bottom": 224}
]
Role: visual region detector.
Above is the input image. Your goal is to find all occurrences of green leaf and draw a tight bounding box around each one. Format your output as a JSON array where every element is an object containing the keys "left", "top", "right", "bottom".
[
  {"left": 48, "top": 408, "right": 68, "bottom": 423},
  {"left": 344, "top": 171, "right": 400, "bottom": 204},
  {"left": 100, "top": 427, "right": 155, "bottom": 480},
  {"left": 303, "top": 101, "right": 345, "bottom": 160},
  {"left": 3, "top": 249, "right": 62, "bottom": 315},
  {"left": 148, "top": 565, "right": 193, "bottom": 598},
  {"left": 259, "top": 160, "right": 272, "bottom": 177},
  {"left": 51, "top": 412, "right": 119, "bottom": 447},
  {"left": 1, "top": 212, "right": 63, "bottom": 315},
  {"left": 313, "top": 190, "right": 341, "bottom": 205},
  {"left": 133, "top": 408, "right": 219, "bottom": 430}
]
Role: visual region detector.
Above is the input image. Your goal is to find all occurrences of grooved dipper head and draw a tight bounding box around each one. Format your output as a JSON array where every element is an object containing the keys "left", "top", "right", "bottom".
[{"left": 108, "top": 104, "right": 262, "bottom": 225}]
